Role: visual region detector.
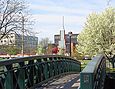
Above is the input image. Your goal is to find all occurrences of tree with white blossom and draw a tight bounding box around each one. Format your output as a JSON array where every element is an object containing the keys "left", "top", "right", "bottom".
[{"left": 77, "top": 7, "right": 115, "bottom": 57}]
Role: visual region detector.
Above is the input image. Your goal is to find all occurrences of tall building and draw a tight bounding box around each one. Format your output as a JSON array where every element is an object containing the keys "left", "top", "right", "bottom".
[
  {"left": 0, "top": 33, "right": 38, "bottom": 54},
  {"left": 54, "top": 33, "right": 79, "bottom": 55},
  {"left": 58, "top": 30, "right": 66, "bottom": 54},
  {"left": 54, "top": 16, "right": 79, "bottom": 55}
]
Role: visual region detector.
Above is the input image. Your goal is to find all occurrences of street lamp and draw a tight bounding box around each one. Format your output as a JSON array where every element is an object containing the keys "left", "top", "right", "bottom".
[
  {"left": 19, "top": 12, "right": 24, "bottom": 56},
  {"left": 68, "top": 31, "right": 72, "bottom": 57}
]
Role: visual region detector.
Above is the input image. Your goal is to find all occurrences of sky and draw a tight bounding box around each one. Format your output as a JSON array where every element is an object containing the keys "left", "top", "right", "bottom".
[{"left": 27, "top": 0, "right": 115, "bottom": 42}]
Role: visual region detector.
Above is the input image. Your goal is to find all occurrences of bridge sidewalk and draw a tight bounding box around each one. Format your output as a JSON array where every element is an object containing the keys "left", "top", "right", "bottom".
[{"left": 35, "top": 74, "right": 80, "bottom": 89}]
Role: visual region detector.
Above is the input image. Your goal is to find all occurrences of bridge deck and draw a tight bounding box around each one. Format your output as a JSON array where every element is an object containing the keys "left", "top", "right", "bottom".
[{"left": 35, "top": 74, "right": 80, "bottom": 89}]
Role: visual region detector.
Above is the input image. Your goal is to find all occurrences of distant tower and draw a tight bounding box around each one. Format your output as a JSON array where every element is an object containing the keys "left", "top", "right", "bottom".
[
  {"left": 62, "top": 16, "right": 65, "bottom": 29},
  {"left": 58, "top": 16, "right": 66, "bottom": 55},
  {"left": 107, "top": 0, "right": 111, "bottom": 6},
  {"left": 60, "top": 16, "right": 65, "bottom": 41}
]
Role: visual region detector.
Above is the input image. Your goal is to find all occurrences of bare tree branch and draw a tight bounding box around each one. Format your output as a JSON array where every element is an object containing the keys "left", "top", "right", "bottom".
[{"left": 0, "top": 0, "right": 27, "bottom": 40}]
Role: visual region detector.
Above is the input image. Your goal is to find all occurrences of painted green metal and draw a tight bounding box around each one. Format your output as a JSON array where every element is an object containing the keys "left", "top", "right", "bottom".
[
  {"left": 0, "top": 55, "right": 81, "bottom": 89},
  {"left": 80, "top": 54, "right": 106, "bottom": 89},
  {"left": 5, "top": 70, "right": 13, "bottom": 89},
  {"left": 17, "top": 68, "right": 25, "bottom": 89}
]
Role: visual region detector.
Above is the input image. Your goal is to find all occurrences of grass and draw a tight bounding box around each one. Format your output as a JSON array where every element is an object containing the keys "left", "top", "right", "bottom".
[
  {"left": 0, "top": 58, "right": 7, "bottom": 60},
  {"left": 0, "top": 58, "right": 4, "bottom": 60},
  {"left": 79, "top": 59, "right": 115, "bottom": 74},
  {"left": 106, "top": 60, "right": 115, "bottom": 73},
  {"left": 106, "top": 67, "right": 115, "bottom": 73},
  {"left": 79, "top": 60, "right": 91, "bottom": 70}
]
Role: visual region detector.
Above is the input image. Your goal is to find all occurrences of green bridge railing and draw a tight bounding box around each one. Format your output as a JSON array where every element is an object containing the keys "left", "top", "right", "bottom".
[
  {"left": 80, "top": 54, "right": 106, "bottom": 89},
  {"left": 106, "top": 54, "right": 115, "bottom": 79},
  {"left": 0, "top": 55, "right": 81, "bottom": 89}
]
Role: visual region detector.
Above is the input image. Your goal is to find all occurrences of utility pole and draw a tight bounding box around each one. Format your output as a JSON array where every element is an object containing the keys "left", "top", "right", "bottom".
[
  {"left": 19, "top": 12, "right": 24, "bottom": 56},
  {"left": 68, "top": 32, "right": 72, "bottom": 57},
  {"left": 22, "top": 16, "right": 24, "bottom": 56}
]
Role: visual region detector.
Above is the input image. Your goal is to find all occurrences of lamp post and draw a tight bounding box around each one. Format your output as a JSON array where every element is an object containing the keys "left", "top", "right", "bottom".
[
  {"left": 68, "top": 31, "right": 72, "bottom": 57},
  {"left": 19, "top": 12, "right": 24, "bottom": 56}
]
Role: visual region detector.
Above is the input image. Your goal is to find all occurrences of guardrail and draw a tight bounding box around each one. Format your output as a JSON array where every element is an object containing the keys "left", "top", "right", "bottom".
[
  {"left": 110, "top": 55, "right": 115, "bottom": 68},
  {"left": 0, "top": 55, "right": 81, "bottom": 89},
  {"left": 80, "top": 54, "right": 106, "bottom": 89},
  {"left": 106, "top": 54, "right": 115, "bottom": 80}
]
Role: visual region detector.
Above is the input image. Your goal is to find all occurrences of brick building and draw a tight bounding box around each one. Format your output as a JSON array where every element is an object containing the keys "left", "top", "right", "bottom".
[{"left": 54, "top": 33, "right": 79, "bottom": 55}]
